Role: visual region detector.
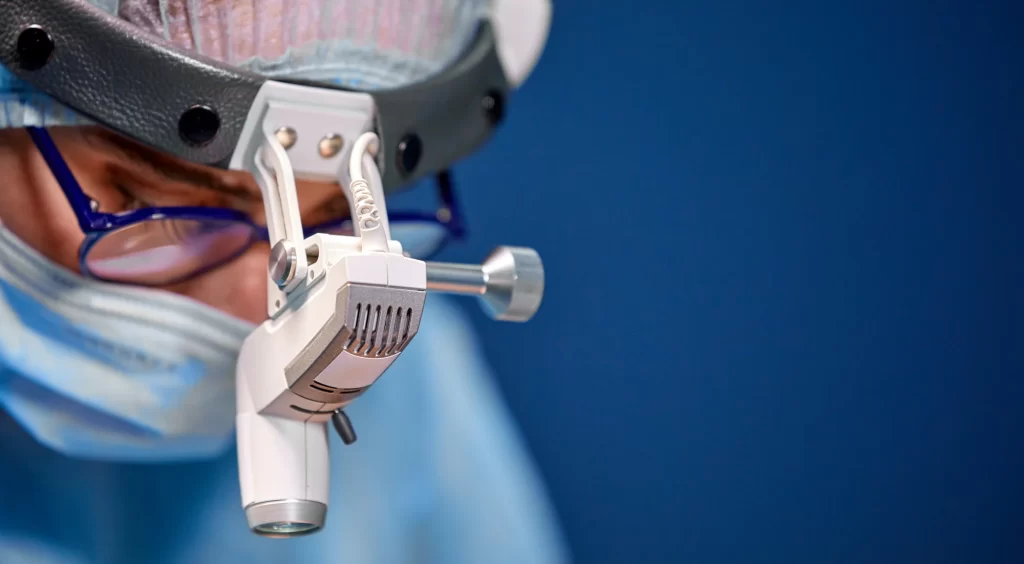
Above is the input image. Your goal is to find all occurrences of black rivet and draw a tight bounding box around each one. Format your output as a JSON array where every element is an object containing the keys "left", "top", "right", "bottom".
[
  {"left": 396, "top": 134, "right": 422, "bottom": 176},
  {"left": 178, "top": 105, "right": 220, "bottom": 147},
  {"left": 17, "top": 25, "right": 54, "bottom": 71},
  {"left": 482, "top": 90, "right": 505, "bottom": 125}
]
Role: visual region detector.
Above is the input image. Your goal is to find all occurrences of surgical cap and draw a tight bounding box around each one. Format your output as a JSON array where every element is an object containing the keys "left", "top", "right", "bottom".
[{"left": 0, "top": 0, "right": 491, "bottom": 129}]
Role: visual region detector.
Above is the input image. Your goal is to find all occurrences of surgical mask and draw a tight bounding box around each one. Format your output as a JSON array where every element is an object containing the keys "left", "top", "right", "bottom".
[{"left": 0, "top": 224, "right": 255, "bottom": 461}]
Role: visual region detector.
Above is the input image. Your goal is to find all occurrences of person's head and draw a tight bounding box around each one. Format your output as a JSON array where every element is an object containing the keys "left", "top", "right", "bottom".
[
  {"left": 0, "top": 0, "right": 549, "bottom": 460},
  {"left": 0, "top": 125, "right": 347, "bottom": 323},
  {"left": 1, "top": 0, "right": 529, "bottom": 323}
]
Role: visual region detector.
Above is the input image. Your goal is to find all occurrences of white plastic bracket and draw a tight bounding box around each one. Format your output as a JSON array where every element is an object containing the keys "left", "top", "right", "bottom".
[
  {"left": 251, "top": 129, "right": 308, "bottom": 316},
  {"left": 228, "top": 81, "right": 378, "bottom": 317}
]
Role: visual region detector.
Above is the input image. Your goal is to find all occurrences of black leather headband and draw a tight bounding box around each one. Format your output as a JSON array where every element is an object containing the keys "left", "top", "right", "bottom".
[{"left": 0, "top": 0, "right": 509, "bottom": 191}]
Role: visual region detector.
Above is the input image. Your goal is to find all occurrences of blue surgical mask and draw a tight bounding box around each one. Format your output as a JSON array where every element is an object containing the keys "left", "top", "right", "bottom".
[{"left": 0, "top": 224, "right": 254, "bottom": 461}]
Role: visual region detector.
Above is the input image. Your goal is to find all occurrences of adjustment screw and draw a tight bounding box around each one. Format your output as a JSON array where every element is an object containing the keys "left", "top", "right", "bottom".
[
  {"left": 318, "top": 133, "right": 344, "bottom": 158},
  {"left": 482, "top": 90, "right": 505, "bottom": 125},
  {"left": 178, "top": 105, "right": 220, "bottom": 147},
  {"left": 396, "top": 134, "right": 422, "bottom": 176},
  {"left": 17, "top": 25, "right": 54, "bottom": 71}
]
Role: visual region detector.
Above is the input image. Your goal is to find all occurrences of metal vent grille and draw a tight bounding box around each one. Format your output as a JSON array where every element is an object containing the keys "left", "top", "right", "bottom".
[
  {"left": 284, "top": 284, "right": 426, "bottom": 404},
  {"left": 344, "top": 303, "right": 415, "bottom": 358}
]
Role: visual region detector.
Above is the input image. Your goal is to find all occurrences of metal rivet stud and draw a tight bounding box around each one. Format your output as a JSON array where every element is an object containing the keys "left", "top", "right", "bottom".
[
  {"left": 178, "top": 105, "right": 220, "bottom": 147},
  {"left": 268, "top": 240, "right": 297, "bottom": 288},
  {"left": 17, "top": 25, "right": 54, "bottom": 71},
  {"left": 396, "top": 134, "right": 422, "bottom": 176},
  {"left": 318, "top": 134, "right": 344, "bottom": 158},
  {"left": 89, "top": 199, "right": 100, "bottom": 212},
  {"left": 482, "top": 90, "right": 505, "bottom": 126},
  {"left": 275, "top": 127, "right": 297, "bottom": 149}
]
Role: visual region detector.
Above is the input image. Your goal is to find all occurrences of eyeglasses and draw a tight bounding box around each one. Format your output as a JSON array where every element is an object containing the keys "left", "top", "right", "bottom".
[{"left": 25, "top": 127, "right": 466, "bottom": 286}]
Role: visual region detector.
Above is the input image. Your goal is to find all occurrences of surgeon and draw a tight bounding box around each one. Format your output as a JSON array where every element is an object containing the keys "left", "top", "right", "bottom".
[{"left": 0, "top": 1, "right": 567, "bottom": 563}]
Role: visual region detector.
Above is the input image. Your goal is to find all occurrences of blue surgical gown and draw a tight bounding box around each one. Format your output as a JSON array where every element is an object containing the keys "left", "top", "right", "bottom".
[{"left": 0, "top": 296, "right": 569, "bottom": 564}]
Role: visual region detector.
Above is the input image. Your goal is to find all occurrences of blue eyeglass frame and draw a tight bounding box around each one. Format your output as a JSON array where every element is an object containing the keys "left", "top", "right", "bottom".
[{"left": 25, "top": 126, "right": 466, "bottom": 285}]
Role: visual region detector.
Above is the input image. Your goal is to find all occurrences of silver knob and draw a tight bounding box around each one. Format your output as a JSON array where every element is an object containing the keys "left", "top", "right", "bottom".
[
  {"left": 425, "top": 246, "right": 545, "bottom": 322},
  {"left": 268, "top": 240, "right": 297, "bottom": 288}
]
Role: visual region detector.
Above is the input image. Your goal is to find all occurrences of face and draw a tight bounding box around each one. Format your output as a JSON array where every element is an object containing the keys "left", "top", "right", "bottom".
[{"left": 0, "top": 126, "right": 349, "bottom": 324}]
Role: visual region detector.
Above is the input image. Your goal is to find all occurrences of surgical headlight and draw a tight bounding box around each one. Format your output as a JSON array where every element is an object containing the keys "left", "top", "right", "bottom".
[{"left": 1, "top": 0, "right": 550, "bottom": 538}]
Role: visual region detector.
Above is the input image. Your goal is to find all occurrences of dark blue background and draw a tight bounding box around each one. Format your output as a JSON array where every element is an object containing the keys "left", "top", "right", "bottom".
[{"left": 428, "top": 1, "right": 1022, "bottom": 562}]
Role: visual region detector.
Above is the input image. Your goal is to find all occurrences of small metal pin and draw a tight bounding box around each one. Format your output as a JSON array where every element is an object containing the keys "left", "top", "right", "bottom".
[
  {"left": 275, "top": 127, "right": 297, "bottom": 150},
  {"left": 318, "top": 134, "right": 344, "bottom": 158}
]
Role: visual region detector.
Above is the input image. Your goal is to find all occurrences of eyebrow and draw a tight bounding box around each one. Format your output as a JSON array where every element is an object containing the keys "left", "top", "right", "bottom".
[
  {"left": 89, "top": 129, "right": 258, "bottom": 198},
  {"left": 85, "top": 128, "right": 352, "bottom": 224}
]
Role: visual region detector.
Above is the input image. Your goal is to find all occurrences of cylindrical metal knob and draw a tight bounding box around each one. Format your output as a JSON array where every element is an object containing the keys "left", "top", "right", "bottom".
[
  {"left": 425, "top": 246, "right": 544, "bottom": 322},
  {"left": 268, "top": 240, "right": 297, "bottom": 288},
  {"left": 425, "top": 263, "right": 487, "bottom": 295}
]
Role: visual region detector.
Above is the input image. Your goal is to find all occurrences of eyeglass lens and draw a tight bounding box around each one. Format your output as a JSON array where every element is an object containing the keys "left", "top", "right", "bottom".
[
  {"left": 85, "top": 218, "right": 257, "bottom": 285},
  {"left": 83, "top": 217, "right": 450, "bottom": 284}
]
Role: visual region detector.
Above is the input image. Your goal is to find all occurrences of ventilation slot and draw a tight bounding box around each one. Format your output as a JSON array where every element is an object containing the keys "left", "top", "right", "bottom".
[
  {"left": 375, "top": 306, "right": 394, "bottom": 357},
  {"left": 355, "top": 303, "right": 372, "bottom": 353},
  {"left": 290, "top": 404, "right": 335, "bottom": 415},
  {"left": 365, "top": 305, "right": 382, "bottom": 355},
  {"left": 345, "top": 304, "right": 363, "bottom": 351},
  {"left": 387, "top": 308, "right": 414, "bottom": 355},
  {"left": 310, "top": 381, "right": 337, "bottom": 394},
  {"left": 384, "top": 308, "right": 403, "bottom": 355}
]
